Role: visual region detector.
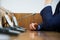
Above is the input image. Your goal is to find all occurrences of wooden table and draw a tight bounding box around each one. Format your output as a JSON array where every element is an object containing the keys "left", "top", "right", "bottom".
[{"left": 10, "top": 30, "right": 60, "bottom": 40}]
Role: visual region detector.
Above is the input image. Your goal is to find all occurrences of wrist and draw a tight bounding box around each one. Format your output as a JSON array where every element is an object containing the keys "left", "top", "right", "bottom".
[{"left": 36, "top": 25, "right": 41, "bottom": 31}]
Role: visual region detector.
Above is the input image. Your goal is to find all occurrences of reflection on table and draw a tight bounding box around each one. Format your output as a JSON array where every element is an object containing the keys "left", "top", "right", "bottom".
[{"left": 10, "top": 30, "right": 60, "bottom": 40}]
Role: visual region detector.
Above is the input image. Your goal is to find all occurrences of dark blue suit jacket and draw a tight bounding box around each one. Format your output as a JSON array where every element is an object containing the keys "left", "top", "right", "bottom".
[{"left": 38, "top": 1, "right": 60, "bottom": 31}]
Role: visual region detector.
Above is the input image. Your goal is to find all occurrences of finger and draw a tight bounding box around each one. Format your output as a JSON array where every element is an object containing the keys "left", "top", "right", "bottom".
[
  {"left": 31, "top": 23, "right": 36, "bottom": 30},
  {"left": 29, "top": 24, "right": 33, "bottom": 30}
]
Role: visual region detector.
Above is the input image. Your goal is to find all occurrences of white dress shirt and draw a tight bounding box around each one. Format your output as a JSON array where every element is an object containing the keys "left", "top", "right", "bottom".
[{"left": 40, "top": 0, "right": 59, "bottom": 15}]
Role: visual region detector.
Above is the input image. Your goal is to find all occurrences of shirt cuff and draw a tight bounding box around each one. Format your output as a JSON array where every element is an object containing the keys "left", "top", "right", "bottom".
[{"left": 37, "top": 25, "right": 41, "bottom": 31}]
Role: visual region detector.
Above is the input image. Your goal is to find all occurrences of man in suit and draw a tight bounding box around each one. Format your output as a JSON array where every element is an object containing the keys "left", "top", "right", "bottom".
[{"left": 29, "top": 0, "right": 60, "bottom": 32}]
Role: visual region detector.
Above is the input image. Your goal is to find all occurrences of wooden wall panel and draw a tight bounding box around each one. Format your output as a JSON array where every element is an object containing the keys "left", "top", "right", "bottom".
[{"left": 14, "top": 13, "right": 42, "bottom": 29}]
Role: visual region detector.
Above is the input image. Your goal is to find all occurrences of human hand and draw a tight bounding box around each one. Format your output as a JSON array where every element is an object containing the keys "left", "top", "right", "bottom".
[{"left": 29, "top": 23, "right": 38, "bottom": 31}]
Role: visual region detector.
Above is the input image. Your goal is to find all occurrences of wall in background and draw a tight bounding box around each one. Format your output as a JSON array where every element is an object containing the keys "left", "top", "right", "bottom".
[
  {"left": 1, "top": 0, "right": 59, "bottom": 13},
  {"left": 0, "top": 0, "right": 1, "bottom": 7}
]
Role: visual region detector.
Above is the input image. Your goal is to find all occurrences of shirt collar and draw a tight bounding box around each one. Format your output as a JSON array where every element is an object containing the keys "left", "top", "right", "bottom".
[{"left": 51, "top": 0, "right": 59, "bottom": 15}]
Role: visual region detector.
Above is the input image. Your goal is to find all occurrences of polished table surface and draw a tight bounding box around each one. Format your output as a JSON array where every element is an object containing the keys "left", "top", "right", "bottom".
[{"left": 10, "top": 30, "right": 60, "bottom": 40}]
